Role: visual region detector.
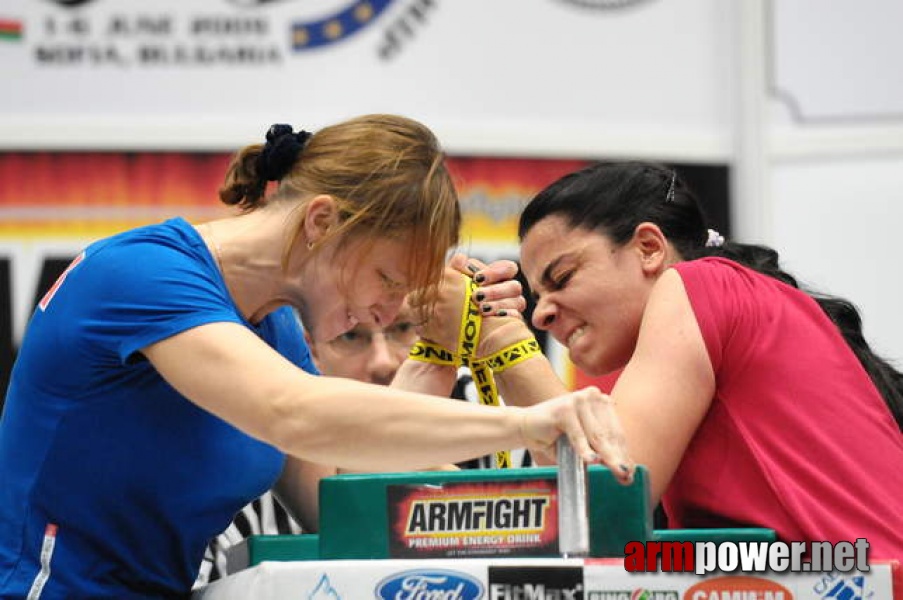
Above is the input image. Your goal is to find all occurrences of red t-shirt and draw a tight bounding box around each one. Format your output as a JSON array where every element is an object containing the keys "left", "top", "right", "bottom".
[{"left": 665, "top": 258, "right": 903, "bottom": 558}]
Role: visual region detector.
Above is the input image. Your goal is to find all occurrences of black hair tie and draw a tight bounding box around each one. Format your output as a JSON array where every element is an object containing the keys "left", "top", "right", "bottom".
[{"left": 256, "top": 123, "right": 312, "bottom": 182}]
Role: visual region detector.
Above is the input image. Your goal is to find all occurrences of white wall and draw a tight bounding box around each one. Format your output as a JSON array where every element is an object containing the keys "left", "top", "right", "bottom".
[
  {"left": 759, "top": 0, "right": 903, "bottom": 363},
  {"left": 771, "top": 158, "right": 903, "bottom": 364}
]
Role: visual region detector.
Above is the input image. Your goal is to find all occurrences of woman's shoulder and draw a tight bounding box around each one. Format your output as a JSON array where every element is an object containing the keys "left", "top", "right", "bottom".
[
  {"left": 673, "top": 256, "right": 747, "bottom": 278},
  {"left": 88, "top": 217, "right": 203, "bottom": 258},
  {"left": 78, "top": 218, "right": 213, "bottom": 283},
  {"left": 671, "top": 256, "right": 779, "bottom": 297}
]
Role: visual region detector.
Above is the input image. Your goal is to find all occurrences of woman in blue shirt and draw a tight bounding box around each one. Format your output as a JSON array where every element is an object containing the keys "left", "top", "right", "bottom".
[{"left": 0, "top": 115, "right": 631, "bottom": 598}]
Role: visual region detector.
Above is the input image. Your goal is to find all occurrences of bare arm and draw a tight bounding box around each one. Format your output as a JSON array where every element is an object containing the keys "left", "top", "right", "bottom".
[
  {"left": 462, "top": 259, "right": 712, "bottom": 487},
  {"left": 273, "top": 457, "right": 336, "bottom": 533},
  {"left": 142, "top": 322, "right": 526, "bottom": 472},
  {"left": 391, "top": 359, "right": 458, "bottom": 396},
  {"left": 469, "top": 269, "right": 712, "bottom": 482},
  {"left": 455, "top": 319, "right": 567, "bottom": 466},
  {"left": 611, "top": 269, "right": 715, "bottom": 504}
]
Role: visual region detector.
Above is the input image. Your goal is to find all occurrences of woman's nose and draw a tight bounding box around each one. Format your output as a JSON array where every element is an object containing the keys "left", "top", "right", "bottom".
[
  {"left": 531, "top": 297, "right": 556, "bottom": 331},
  {"left": 366, "top": 334, "right": 404, "bottom": 384}
]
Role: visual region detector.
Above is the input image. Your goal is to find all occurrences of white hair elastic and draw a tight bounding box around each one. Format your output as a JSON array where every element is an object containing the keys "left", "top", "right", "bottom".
[
  {"left": 706, "top": 228, "right": 725, "bottom": 248},
  {"left": 665, "top": 172, "right": 676, "bottom": 203}
]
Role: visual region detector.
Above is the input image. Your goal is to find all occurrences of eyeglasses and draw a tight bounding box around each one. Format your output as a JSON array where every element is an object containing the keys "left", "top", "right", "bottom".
[{"left": 326, "top": 320, "right": 420, "bottom": 355}]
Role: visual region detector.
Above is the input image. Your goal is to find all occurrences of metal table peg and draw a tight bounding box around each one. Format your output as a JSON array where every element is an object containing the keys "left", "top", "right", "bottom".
[{"left": 556, "top": 435, "right": 590, "bottom": 558}]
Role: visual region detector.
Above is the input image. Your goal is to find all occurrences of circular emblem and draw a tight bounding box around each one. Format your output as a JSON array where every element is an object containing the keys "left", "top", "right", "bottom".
[
  {"left": 44, "top": 0, "right": 97, "bottom": 6},
  {"left": 556, "top": 0, "right": 653, "bottom": 10}
]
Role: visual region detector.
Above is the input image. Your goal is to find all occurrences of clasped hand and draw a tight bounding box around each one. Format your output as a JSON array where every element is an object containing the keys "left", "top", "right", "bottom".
[{"left": 412, "top": 254, "right": 635, "bottom": 484}]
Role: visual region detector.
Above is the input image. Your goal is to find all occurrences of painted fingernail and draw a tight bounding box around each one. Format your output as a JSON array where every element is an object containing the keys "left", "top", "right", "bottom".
[
  {"left": 474, "top": 274, "right": 486, "bottom": 283},
  {"left": 466, "top": 263, "right": 479, "bottom": 273},
  {"left": 497, "top": 310, "right": 508, "bottom": 317},
  {"left": 475, "top": 292, "right": 485, "bottom": 302},
  {"left": 482, "top": 304, "right": 492, "bottom": 313},
  {"left": 620, "top": 464, "right": 630, "bottom": 473}
]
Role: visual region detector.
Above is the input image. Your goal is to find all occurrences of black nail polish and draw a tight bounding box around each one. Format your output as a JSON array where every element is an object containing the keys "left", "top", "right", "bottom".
[
  {"left": 482, "top": 304, "right": 491, "bottom": 313},
  {"left": 466, "top": 263, "right": 479, "bottom": 273},
  {"left": 497, "top": 310, "right": 507, "bottom": 317},
  {"left": 475, "top": 292, "right": 485, "bottom": 302},
  {"left": 474, "top": 274, "right": 485, "bottom": 283}
]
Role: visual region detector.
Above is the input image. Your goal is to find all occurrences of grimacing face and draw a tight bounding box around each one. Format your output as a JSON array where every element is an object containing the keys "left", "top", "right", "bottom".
[{"left": 520, "top": 215, "right": 651, "bottom": 376}]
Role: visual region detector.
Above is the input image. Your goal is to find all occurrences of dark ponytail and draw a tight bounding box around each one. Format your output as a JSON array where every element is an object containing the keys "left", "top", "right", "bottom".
[
  {"left": 219, "top": 124, "right": 311, "bottom": 211},
  {"left": 519, "top": 161, "right": 903, "bottom": 430}
]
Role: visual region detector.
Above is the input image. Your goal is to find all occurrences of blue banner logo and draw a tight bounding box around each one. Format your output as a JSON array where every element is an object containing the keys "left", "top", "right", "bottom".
[
  {"left": 376, "top": 569, "right": 484, "bottom": 600},
  {"left": 291, "top": 0, "right": 395, "bottom": 51}
]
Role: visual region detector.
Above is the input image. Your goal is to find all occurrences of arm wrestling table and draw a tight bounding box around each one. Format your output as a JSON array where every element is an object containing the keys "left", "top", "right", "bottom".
[{"left": 194, "top": 444, "right": 901, "bottom": 599}]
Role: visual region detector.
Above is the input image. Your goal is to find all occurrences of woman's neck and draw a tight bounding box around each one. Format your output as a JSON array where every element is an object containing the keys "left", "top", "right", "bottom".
[{"left": 200, "top": 204, "right": 305, "bottom": 324}]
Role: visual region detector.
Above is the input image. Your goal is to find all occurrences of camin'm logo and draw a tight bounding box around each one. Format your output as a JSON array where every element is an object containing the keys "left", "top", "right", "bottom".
[
  {"left": 376, "top": 569, "right": 484, "bottom": 600},
  {"left": 684, "top": 576, "right": 791, "bottom": 600}
]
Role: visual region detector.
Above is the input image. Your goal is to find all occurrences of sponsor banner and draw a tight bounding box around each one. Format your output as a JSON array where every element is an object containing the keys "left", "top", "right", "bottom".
[
  {"left": 192, "top": 560, "right": 898, "bottom": 599},
  {"left": 388, "top": 479, "right": 559, "bottom": 559},
  {"left": 196, "top": 559, "right": 491, "bottom": 599},
  {"left": 448, "top": 157, "right": 588, "bottom": 250},
  {"left": 0, "top": 0, "right": 727, "bottom": 156},
  {"left": 581, "top": 563, "right": 897, "bottom": 600},
  {"left": 0, "top": 153, "right": 585, "bottom": 244},
  {"left": 0, "top": 152, "right": 232, "bottom": 239}
]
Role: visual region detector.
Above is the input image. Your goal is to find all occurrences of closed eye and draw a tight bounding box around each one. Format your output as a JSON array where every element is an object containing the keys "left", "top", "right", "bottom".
[
  {"left": 550, "top": 270, "right": 574, "bottom": 290},
  {"left": 379, "top": 271, "right": 403, "bottom": 290},
  {"left": 537, "top": 255, "right": 575, "bottom": 299}
]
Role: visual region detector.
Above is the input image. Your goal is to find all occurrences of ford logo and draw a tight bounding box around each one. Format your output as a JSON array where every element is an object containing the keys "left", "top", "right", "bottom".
[{"left": 376, "top": 569, "right": 484, "bottom": 600}]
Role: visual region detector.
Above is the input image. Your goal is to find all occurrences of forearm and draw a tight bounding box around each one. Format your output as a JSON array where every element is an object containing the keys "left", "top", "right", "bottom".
[
  {"left": 472, "top": 320, "right": 567, "bottom": 465},
  {"left": 391, "top": 358, "right": 457, "bottom": 396},
  {"left": 477, "top": 319, "right": 568, "bottom": 407},
  {"left": 494, "top": 356, "right": 568, "bottom": 408},
  {"left": 272, "top": 376, "right": 524, "bottom": 472}
]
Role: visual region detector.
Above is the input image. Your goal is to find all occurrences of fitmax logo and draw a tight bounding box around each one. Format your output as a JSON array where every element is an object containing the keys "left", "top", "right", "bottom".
[{"left": 488, "top": 566, "right": 584, "bottom": 600}]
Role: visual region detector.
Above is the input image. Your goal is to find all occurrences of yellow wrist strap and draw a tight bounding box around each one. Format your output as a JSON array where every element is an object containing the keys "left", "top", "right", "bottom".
[
  {"left": 456, "top": 278, "right": 481, "bottom": 363},
  {"left": 477, "top": 338, "right": 542, "bottom": 374},
  {"left": 460, "top": 277, "right": 510, "bottom": 468},
  {"left": 469, "top": 360, "right": 511, "bottom": 468},
  {"left": 407, "top": 274, "right": 512, "bottom": 469},
  {"left": 407, "top": 340, "right": 456, "bottom": 366}
]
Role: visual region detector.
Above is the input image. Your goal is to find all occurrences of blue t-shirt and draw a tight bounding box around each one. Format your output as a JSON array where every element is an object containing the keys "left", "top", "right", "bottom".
[{"left": 0, "top": 218, "right": 318, "bottom": 598}]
